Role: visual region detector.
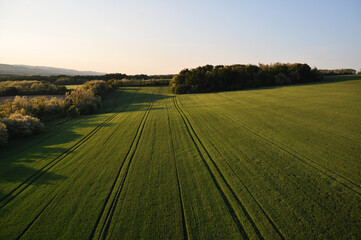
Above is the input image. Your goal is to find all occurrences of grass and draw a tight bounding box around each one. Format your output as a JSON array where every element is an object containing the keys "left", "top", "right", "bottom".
[
  {"left": 64, "top": 84, "right": 82, "bottom": 90},
  {"left": 0, "top": 76, "right": 360, "bottom": 239}
]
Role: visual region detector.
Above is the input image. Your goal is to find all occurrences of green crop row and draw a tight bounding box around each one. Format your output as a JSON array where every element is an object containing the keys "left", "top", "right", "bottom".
[{"left": 0, "top": 76, "right": 360, "bottom": 239}]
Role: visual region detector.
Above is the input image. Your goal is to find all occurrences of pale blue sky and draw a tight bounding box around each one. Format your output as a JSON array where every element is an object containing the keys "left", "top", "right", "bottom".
[{"left": 0, "top": 0, "right": 360, "bottom": 74}]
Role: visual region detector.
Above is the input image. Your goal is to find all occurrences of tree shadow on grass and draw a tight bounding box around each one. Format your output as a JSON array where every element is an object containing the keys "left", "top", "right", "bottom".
[
  {"left": 0, "top": 87, "right": 171, "bottom": 198},
  {"left": 322, "top": 74, "right": 361, "bottom": 82},
  {"left": 248, "top": 75, "right": 361, "bottom": 91},
  {"left": 0, "top": 162, "right": 67, "bottom": 185},
  {"left": 194, "top": 74, "right": 361, "bottom": 95},
  {"left": 99, "top": 87, "right": 171, "bottom": 113}
]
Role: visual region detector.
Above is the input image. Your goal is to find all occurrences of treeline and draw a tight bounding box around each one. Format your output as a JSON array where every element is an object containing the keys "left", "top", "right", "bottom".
[
  {"left": 0, "top": 80, "right": 115, "bottom": 146},
  {"left": 170, "top": 63, "right": 323, "bottom": 94},
  {"left": 0, "top": 73, "right": 174, "bottom": 85},
  {"left": 118, "top": 78, "right": 170, "bottom": 87},
  {"left": 319, "top": 69, "right": 357, "bottom": 75},
  {"left": 0, "top": 81, "right": 67, "bottom": 96},
  {"left": 56, "top": 77, "right": 170, "bottom": 87}
]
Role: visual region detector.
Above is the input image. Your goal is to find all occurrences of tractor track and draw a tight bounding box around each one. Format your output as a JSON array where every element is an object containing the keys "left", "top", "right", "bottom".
[
  {"left": 101, "top": 92, "right": 137, "bottom": 145},
  {"left": 193, "top": 94, "right": 336, "bottom": 237},
  {"left": 13, "top": 90, "right": 139, "bottom": 239},
  {"left": 174, "top": 96, "right": 264, "bottom": 240},
  {"left": 90, "top": 90, "right": 155, "bottom": 240},
  {"left": 15, "top": 172, "right": 77, "bottom": 240},
  {"left": 166, "top": 103, "right": 189, "bottom": 240},
  {"left": 193, "top": 94, "right": 327, "bottom": 235},
  {"left": 214, "top": 93, "right": 361, "bottom": 144},
  {"left": 207, "top": 140, "right": 286, "bottom": 240},
  {"left": 218, "top": 110, "right": 361, "bottom": 196},
  {"left": 193, "top": 95, "right": 361, "bottom": 196},
  {"left": 0, "top": 90, "right": 136, "bottom": 210},
  {"left": 193, "top": 95, "right": 340, "bottom": 212}
]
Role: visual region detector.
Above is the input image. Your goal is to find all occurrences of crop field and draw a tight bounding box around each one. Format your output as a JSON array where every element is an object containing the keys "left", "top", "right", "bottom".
[
  {"left": 65, "top": 84, "right": 82, "bottom": 90},
  {"left": 0, "top": 76, "right": 361, "bottom": 239}
]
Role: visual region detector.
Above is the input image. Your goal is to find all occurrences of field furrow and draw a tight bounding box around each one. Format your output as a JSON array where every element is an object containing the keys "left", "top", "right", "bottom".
[
  {"left": 1, "top": 78, "right": 360, "bottom": 239},
  {"left": 166, "top": 102, "right": 189, "bottom": 240},
  {"left": 175, "top": 79, "right": 361, "bottom": 238},
  {"left": 191, "top": 92, "right": 361, "bottom": 195},
  {"left": 91, "top": 89, "right": 155, "bottom": 240},
  {"left": 0, "top": 89, "right": 137, "bottom": 210},
  {"left": 209, "top": 101, "right": 361, "bottom": 195},
  {"left": 174, "top": 96, "right": 265, "bottom": 240}
]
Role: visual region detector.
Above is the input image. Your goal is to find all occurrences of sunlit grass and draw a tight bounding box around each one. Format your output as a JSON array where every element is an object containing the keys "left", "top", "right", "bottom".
[{"left": 0, "top": 77, "right": 360, "bottom": 239}]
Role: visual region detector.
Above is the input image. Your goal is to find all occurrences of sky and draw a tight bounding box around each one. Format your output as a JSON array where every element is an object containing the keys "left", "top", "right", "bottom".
[{"left": 0, "top": 0, "right": 360, "bottom": 74}]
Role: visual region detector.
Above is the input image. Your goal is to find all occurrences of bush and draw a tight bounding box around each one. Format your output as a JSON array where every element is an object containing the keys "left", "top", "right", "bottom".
[
  {"left": 0, "top": 123, "right": 8, "bottom": 146},
  {"left": 0, "top": 80, "right": 109, "bottom": 120},
  {"left": 66, "top": 87, "right": 101, "bottom": 114},
  {"left": 28, "top": 96, "right": 65, "bottom": 117},
  {"left": 1, "top": 96, "right": 66, "bottom": 119},
  {"left": 0, "top": 80, "right": 66, "bottom": 96},
  {"left": 1, "top": 114, "right": 44, "bottom": 138},
  {"left": 66, "top": 105, "right": 80, "bottom": 117},
  {"left": 83, "top": 80, "right": 109, "bottom": 97},
  {"left": 107, "top": 79, "right": 123, "bottom": 89},
  {"left": 0, "top": 79, "right": 116, "bottom": 145}
]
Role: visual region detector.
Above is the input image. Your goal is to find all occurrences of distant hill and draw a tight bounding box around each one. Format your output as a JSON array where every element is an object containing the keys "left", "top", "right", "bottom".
[{"left": 0, "top": 64, "right": 105, "bottom": 76}]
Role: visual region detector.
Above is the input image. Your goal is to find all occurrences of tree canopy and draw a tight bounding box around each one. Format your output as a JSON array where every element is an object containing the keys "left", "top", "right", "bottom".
[{"left": 170, "top": 63, "right": 323, "bottom": 94}]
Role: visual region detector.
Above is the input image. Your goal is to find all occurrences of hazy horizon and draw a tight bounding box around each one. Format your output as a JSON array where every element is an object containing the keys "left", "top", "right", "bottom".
[{"left": 1, "top": 0, "right": 360, "bottom": 75}]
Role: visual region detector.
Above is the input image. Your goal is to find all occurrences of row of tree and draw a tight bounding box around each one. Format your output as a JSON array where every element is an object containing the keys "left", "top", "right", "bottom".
[
  {"left": 319, "top": 69, "right": 357, "bottom": 75},
  {"left": 0, "top": 73, "right": 174, "bottom": 85},
  {"left": 0, "top": 80, "right": 114, "bottom": 146},
  {"left": 170, "top": 63, "right": 323, "bottom": 94},
  {"left": 117, "top": 78, "right": 170, "bottom": 87},
  {"left": 0, "top": 81, "right": 67, "bottom": 96}
]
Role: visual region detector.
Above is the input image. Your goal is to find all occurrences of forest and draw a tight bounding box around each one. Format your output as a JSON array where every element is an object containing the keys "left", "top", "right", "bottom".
[{"left": 170, "top": 63, "right": 323, "bottom": 94}]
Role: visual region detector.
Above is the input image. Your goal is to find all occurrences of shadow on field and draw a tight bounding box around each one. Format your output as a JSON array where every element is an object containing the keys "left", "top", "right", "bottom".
[
  {"left": 0, "top": 87, "right": 171, "bottom": 196},
  {"left": 321, "top": 74, "right": 361, "bottom": 82},
  {"left": 0, "top": 190, "right": 5, "bottom": 201},
  {"left": 198, "top": 74, "right": 361, "bottom": 95},
  {"left": 250, "top": 75, "right": 361, "bottom": 91},
  {"left": 0, "top": 161, "right": 67, "bottom": 185}
]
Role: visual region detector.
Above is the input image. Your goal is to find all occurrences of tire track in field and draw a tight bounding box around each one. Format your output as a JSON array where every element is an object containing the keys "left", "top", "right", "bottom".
[
  {"left": 214, "top": 93, "right": 361, "bottom": 144},
  {"left": 221, "top": 110, "right": 361, "bottom": 196},
  {"left": 90, "top": 90, "right": 155, "bottom": 240},
  {"left": 0, "top": 90, "right": 136, "bottom": 210},
  {"left": 101, "top": 92, "right": 137, "bottom": 145},
  {"left": 207, "top": 140, "right": 286, "bottom": 240},
  {"left": 193, "top": 95, "right": 361, "bottom": 196},
  {"left": 166, "top": 103, "right": 189, "bottom": 240},
  {"left": 191, "top": 95, "right": 338, "bottom": 235},
  {"left": 16, "top": 193, "right": 59, "bottom": 240},
  {"left": 2, "top": 90, "right": 123, "bottom": 158},
  {"left": 14, "top": 91, "right": 139, "bottom": 239},
  {"left": 15, "top": 170, "right": 79, "bottom": 240},
  {"left": 173, "top": 97, "right": 260, "bottom": 240}
]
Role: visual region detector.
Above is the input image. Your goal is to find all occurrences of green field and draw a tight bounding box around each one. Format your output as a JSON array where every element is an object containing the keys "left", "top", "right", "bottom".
[
  {"left": 65, "top": 84, "right": 82, "bottom": 90},
  {"left": 0, "top": 76, "right": 361, "bottom": 239}
]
